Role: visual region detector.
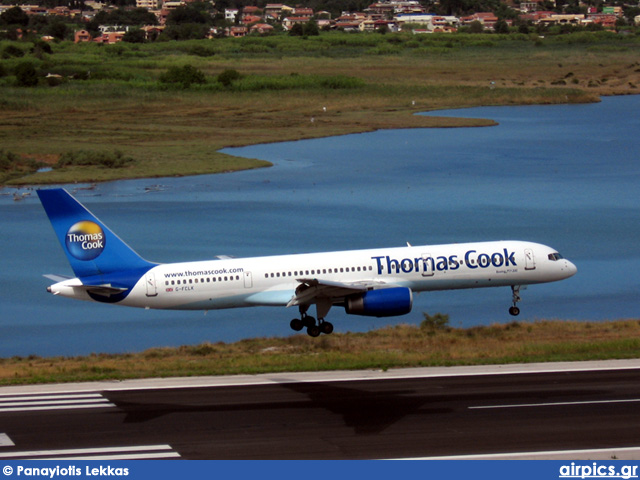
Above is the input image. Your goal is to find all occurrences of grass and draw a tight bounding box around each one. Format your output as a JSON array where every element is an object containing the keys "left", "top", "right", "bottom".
[
  {"left": 1, "top": 319, "right": 639, "bottom": 386},
  {"left": 4, "top": 32, "right": 638, "bottom": 185}
]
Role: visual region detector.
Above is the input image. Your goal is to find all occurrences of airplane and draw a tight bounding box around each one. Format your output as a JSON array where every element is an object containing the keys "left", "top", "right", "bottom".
[{"left": 38, "top": 188, "right": 577, "bottom": 337}]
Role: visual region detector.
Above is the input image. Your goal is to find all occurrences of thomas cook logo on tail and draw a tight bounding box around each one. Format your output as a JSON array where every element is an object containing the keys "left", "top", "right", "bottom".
[{"left": 65, "top": 221, "right": 105, "bottom": 261}]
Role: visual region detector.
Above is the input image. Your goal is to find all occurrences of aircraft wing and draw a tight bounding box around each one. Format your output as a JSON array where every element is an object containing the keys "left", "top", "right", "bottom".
[{"left": 286, "top": 278, "right": 387, "bottom": 308}]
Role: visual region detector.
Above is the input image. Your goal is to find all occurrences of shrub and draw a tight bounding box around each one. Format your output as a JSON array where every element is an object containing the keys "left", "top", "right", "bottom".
[
  {"left": 216, "top": 68, "right": 241, "bottom": 87},
  {"left": 30, "top": 40, "right": 53, "bottom": 57},
  {"left": 14, "top": 61, "right": 38, "bottom": 87},
  {"left": 2, "top": 44, "right": 24, "bottom": 59},
  {"left": 55, "top": 150, "right": 135, "bottom": 169},
  {"left": 159, "top": 64, "right": 206, "bottom": 88},
  {"left": 420, "top": 312, "right": 450, "bottom": 332},
  {"left": 188, "top": 44, "right": 215, "bottom": 57},
  {"left": 0, "top": 150, "right": 21, "bottom": 172}
]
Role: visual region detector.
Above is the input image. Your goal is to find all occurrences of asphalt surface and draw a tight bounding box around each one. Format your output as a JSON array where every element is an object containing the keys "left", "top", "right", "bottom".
[{"left": 2, "top": 361, "right": 640, "bottom": 460}]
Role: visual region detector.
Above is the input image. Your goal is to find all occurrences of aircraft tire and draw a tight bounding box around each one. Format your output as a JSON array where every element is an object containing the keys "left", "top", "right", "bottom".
[
  {"left": 509, "top": 306, "right": 520, "bottom": 316},
  {"left": 290, "top": 319, "right": 304, "bottom": 331},
  {"left": 307, "top": 325, "right": 321, "bottom": 337},
  {"left": 320, "top": 322, "right": 334, "bottom": 335}
]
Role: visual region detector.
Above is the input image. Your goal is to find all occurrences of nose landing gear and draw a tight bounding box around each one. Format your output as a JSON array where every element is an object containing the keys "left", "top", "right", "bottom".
[{"left": 509, "top": 285, "right": 521, "bottom": 316}]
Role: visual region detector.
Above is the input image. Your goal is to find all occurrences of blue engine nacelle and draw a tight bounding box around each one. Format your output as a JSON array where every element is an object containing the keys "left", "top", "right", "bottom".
[{"left": 344, "top": 287, "right": 413, "bottom": 317}]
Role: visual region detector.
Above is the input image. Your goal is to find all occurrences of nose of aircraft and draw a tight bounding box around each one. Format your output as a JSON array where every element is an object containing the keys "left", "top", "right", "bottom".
[{"left": 564, "top": 259, "right": 578, "bottom": 278}]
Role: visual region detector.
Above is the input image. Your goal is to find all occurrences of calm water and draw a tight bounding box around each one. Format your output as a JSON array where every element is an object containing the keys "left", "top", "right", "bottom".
[{"left": 1, "top": 95, "right": 638, "bottom": 357}]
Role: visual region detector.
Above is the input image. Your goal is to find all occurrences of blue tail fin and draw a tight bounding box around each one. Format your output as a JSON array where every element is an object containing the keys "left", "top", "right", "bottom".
[{"left": 38, "top": 188, "right": 155, "bottom": 279}]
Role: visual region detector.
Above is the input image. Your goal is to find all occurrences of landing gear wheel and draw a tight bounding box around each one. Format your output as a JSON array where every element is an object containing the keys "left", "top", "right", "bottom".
[
  {"left": 307, "top": 325, "right": 321, "bottom": 337},
  {"left": 290, "top": 318, "right": 304, "bottom": 331},
  {"left": 320, "top": 321, "right": 334, "bottom": 335},
  {"left": 509, "top": 285, "right": 522, "bottom": 317},
  {"left": 302, "top": 315, "right": 316, "bottom": 328}
]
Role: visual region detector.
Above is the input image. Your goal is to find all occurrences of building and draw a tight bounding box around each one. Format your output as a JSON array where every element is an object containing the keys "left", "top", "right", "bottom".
[
  {"left": 282, "top": 16, "right": 311, "bottom": 30},
  {"left": 250, "top": 23, "right": 275, "bottom": 34},
  {"left": 94, "top": 31, "right": 125, "bottom": 44},
  {"left": 224, "top": 8, "right": 238, "bottom": 22},
  {"left": 74, "top": 29, "right": 92, "bottom": 43},
  {"left": 136, "top": 0, "right": 159, "bottom": 9},
  {"left": 461, "top": 12, "right": 498, "bottom": 29},
  {"left": 228, "top": 25, "right": 248, "bottom": 37}
]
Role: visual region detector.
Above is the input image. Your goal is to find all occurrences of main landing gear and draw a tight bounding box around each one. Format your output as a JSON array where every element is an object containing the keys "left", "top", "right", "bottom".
[
  {"left": 509, "top": 285, "right": 521, "bottom": 316},
  {"left": 290, "top": 307, "right": 334, "bottom": 337}
]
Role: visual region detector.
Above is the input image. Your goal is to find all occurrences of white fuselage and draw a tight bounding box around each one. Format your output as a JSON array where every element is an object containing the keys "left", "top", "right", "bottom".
[{"left": 49, "top": 240, "right": 577, "bottom": 311}]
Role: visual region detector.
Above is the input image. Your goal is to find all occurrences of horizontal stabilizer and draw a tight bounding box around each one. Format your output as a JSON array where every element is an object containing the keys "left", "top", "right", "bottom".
[{"left": 44, "top": 274, "right": 71, "bottom": 283}]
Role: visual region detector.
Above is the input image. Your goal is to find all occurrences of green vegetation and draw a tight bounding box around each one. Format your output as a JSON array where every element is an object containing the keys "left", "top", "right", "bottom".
[
  {"left": 1, "top": 319, "right": 639, "bottom": 385},
  {"left": 56, "top": 150, "right": 135, "bottom": 169},
  {"left": 159, "top": 64, "right": 207, "bottom": 87},
  {"left": 0, "top": 33, "right": 638, "bottom": 382},
  {"left": 0, "top": 150, "right": 45, "bottom": 183},
  {"left": 4, "top": 32, "right": 636, "bottom": 185}
]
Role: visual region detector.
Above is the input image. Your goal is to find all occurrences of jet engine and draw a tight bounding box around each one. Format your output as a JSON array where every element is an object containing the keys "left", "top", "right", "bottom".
[{"left": 344, "top": 287, "right": 413, "bottom": 317}]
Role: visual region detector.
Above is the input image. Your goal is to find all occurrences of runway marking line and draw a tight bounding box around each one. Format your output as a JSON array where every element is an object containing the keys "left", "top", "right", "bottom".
[
  {"left": 0, "top": 393, "right": 115, "bottom": 413},
  {"left": 0, "top": 445, "right": 180, "bottom": 460},
  {"left": 0, "top": 434, "right": 14, "bottom": 447},
  {"left": 0, "top": 393, "right": 104, "bottom": 401},
  {"left": 397, "top": 446, "right": 640, "bottom": 460},
  {"left": 469, "top": 398, "right": 640, "bottom": 410}
]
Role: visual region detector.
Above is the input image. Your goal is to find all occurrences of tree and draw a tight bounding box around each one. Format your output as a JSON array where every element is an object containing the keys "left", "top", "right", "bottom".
[
  {"left": 159, "top": 65, "right": 207, "bottom": 88},
  {"left": 46, "top": 19, "right": 70, "bottom": 41},
  {"left": 161, "top": 23, "right": 209, "bottom": 40},
  {"left": 518, "top": 23, "right": 530, "bottom": 34},
  {"left": 494, "top": 18, "right": 510, "bottom": 33},
  {"left": 289, "top": 23, "right": 304, "bottom": 36},
  {"left": 2, "top": 44, "right": 24, "bottom": 59},
  {"left": 14, "top": 62, "right": 39, "bottom": 87},
  {"left": 624, "top": 7, "right": 640, "bottom": 24},
  {"left": 468, "top": 20, "right": 484, "bottom": 33},
  {"left": 123, "top": 28, "right": 146, "bottom": 43},
  {"left": 0, "top": 6, "right": 29, "bottom": 27},
  {"left": 303, "top": 19, "right": 319, "bottom": 36},
  {"left": 89, "top": 8, "right": 157, "bottom": 28},
  {"left": 166, "top": 6, "right": 210, "bottom": 25},
  {"left": 217, "top": 68, "right": 241, "bottom": 87}
]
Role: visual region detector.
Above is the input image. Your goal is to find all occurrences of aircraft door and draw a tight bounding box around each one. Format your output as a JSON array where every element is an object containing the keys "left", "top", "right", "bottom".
[
  {"left": 244, "top": 271, "right": 253, "bottom": 289},
  {"left": 145, "top": 271, "right": 158, "bottom": 297},
  {"left": 421, "top": 254, "right": 434, "bottom": 277},
  {"left": 524, "top": 249, "right": 536, "bottom": 270}
]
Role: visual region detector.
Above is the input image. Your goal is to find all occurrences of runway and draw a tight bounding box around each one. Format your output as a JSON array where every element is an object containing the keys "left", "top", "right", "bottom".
[{"left": 1, "top": 360, "right": 640, "bottom": 460}]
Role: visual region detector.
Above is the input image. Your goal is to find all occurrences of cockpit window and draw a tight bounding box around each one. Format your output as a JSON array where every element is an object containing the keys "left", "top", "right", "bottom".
[{"left": 548, "top": 253, "right": 564, "bottom": 261}]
